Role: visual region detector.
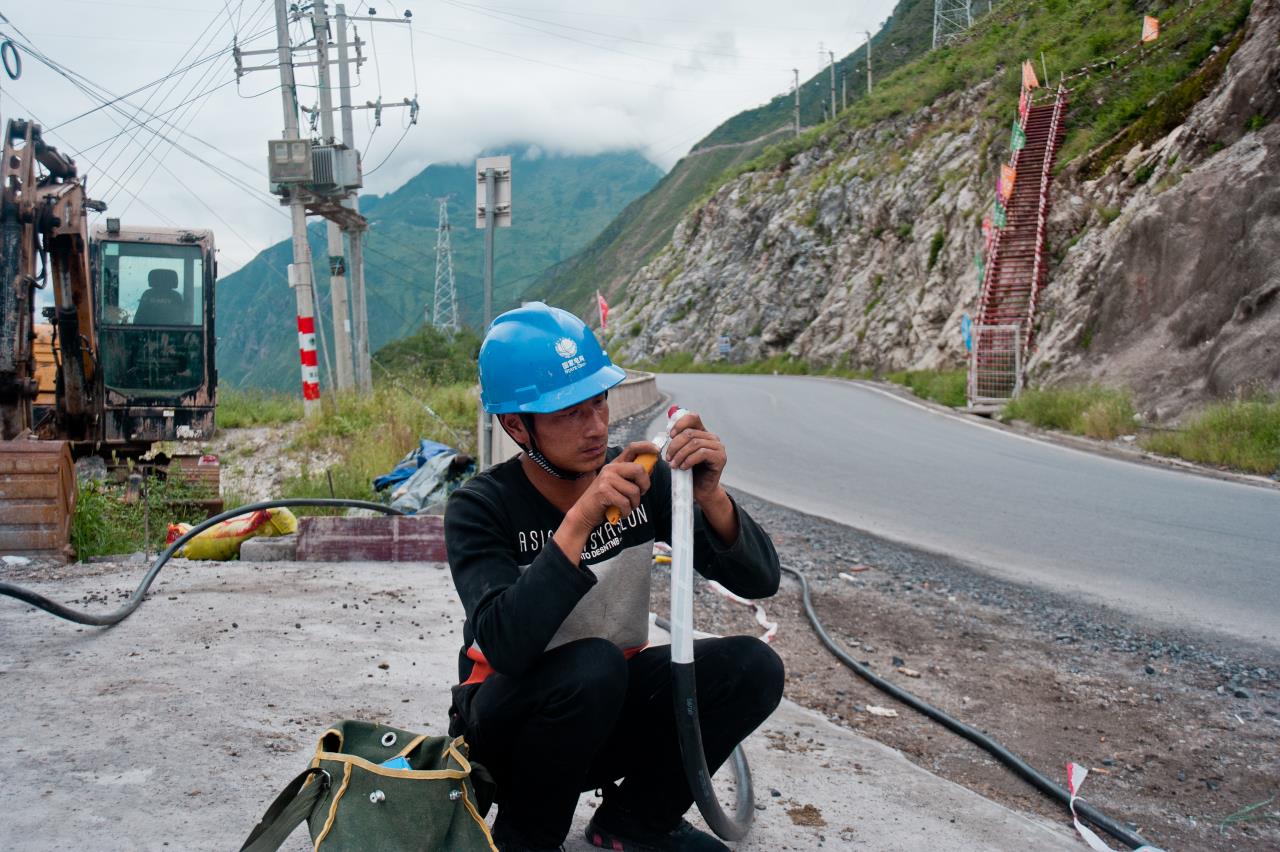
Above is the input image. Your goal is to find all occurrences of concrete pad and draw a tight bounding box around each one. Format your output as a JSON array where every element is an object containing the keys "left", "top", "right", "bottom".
[
  {"left": 0, "top": 560, "right": 1079, "bottom": 851},
  {"left": 240, "top": 533, "right": 298, "bottom": 562}
]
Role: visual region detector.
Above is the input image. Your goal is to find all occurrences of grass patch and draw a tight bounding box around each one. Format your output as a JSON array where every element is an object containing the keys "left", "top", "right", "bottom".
[
  {"left": 280, "top": 383, "right": 478, "bottom": 514},
  {"left": 928, "top": 230, "right": 946, "bottom": 270},
  {"left": 217, "top": 388, "right": 303, "bottom": 428},
  {"left": 71, "top": 475, "right": 217, "bottom": 559},
  {"left": 884, "top": 369, "right": 968, "bottom": 408},
  {"left": 1142, "top": 399, "right": 1280, "bottom": 475},
  {"left": 1004, "top": 385, "right": 1136, "bottom": 439}
]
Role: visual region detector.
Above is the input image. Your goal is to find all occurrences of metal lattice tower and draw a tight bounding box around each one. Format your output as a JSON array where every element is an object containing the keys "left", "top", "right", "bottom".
[
  {"left": 431, "top": 200, "right": 459, "bottom": 332},
  {"left": 933, "top": 0, "right": 973, "bottom": 49}
]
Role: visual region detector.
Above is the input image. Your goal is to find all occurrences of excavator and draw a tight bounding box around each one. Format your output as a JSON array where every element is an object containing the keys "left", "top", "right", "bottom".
[{"left": 0, "top": 118, "right": 219, "bottom": 558}]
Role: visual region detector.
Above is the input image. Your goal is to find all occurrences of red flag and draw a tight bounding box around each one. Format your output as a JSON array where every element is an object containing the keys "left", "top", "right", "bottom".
[
  {"left": 982, "top": 216, "right": 993, "bottom": 242},
  {"left": 1022, "top": 60, "right": 1040, "bottom": 90},
  {"left": 1000, "top": 164, "right": 1017, "bottom": 201},
  {"left": 596, "top": 290, "right": 609, "bottom": 330},
  {"left": 1018, "top": 89, "right": 1029, "bottom": 120},
  {"left": 1141, "top": 16, "right": 1159, "bottom": 43}
]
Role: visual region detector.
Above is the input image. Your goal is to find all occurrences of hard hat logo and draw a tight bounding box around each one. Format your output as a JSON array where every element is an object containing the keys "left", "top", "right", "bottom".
[{"left": 554, "top": 337, "right": 578, "bottom": 359}]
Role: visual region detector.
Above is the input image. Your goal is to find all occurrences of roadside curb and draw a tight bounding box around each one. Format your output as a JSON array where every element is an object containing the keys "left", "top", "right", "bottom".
[{"left": 822, "top": 376, "right": 1280, "bottom": 493}]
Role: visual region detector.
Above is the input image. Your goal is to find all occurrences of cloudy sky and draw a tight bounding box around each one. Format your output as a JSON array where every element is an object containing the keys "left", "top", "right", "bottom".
[{"left": 3, "top": 0, "right": 893, "bottom": 272}]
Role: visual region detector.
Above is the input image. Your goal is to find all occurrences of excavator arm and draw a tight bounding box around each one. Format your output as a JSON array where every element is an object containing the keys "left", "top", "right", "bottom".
[{"left": 0, "top": 118, "right": 101, "bottom": 441}]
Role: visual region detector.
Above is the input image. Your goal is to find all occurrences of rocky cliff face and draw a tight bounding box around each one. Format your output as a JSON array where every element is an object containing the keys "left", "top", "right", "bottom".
[{"left": 610, "top": 0, "right": 1279, "bottom": 420}]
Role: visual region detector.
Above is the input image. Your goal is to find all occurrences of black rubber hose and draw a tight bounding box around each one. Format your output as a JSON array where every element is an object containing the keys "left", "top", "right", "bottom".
[
  {"left": 781, "top": 565, "right": 1154, "bottom": 850},
  {"left": 0, "top": 499, "right": 403, "bottom": 627},
  {"left": 654, "top": 614, "right": 754, "bottom": 839}
]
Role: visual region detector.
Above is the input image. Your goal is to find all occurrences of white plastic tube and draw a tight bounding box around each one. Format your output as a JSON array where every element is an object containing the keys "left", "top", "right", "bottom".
[{"left": 669, "top": 464, "right": 695, "bottom": 665}]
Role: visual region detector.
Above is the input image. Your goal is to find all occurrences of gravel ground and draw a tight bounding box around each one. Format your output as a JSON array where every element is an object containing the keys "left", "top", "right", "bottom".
[{"left": 647, "top": 487, "right": 1280, "bottom": 851}]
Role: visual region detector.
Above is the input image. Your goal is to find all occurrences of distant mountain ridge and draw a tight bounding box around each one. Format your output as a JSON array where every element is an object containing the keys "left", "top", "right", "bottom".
[
  {"left": 527, "top": 0, "right": 941, "bottom": 314},
  {"left": 215, "top": 148, "right": 662, "bottom": 391}
]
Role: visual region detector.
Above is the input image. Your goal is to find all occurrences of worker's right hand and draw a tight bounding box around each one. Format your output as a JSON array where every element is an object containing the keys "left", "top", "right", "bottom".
[{"left": 569, "top": 441, "right": 659, "bottom": 530}]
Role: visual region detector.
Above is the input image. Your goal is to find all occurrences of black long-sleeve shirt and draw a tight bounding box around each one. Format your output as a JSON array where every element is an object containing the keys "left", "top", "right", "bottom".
[{"left": 444, "top": 447, "right": 780, "bottom": 697}]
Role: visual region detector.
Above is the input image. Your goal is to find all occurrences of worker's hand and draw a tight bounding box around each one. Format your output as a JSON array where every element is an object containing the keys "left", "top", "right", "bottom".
[
  {"left": 569, "top": 441, "right": 659, "bottom": 530},
  {"left": 665, "top": 411, "right": 727, "bottom": 507}
]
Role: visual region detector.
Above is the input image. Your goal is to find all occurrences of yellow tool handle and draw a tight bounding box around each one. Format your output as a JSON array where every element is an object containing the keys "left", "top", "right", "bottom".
[{"left": 605, "top": 452, "right": 659, "bottom": 524}]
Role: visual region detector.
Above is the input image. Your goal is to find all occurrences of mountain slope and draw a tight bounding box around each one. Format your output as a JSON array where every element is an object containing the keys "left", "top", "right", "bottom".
[
  {"left": 215, "top": 149, "right": 661, "bottom": 391},
  {"left": 605, "top": 0, "right": 1275, "bottom": 419}
]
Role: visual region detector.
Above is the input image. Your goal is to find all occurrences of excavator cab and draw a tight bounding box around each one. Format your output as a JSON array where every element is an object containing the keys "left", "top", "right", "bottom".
[{"left": 92, "top": 223, "right": 217, "bottom": 448}]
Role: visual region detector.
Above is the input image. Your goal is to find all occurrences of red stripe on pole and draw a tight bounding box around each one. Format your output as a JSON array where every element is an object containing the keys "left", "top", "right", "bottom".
[
  {"left": 297, "top": 316, "right": 315, "bottom": 334},
  {"left": 303, "top": 381, "right": 320, "bottom": 400},
  {"left": 300, "top": 349, "right": 318, "bottom": 367}
]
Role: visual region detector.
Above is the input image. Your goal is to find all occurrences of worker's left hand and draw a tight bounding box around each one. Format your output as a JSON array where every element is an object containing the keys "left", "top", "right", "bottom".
[{"left": 665, "top": 411, "right": 727, "bottom": 506}]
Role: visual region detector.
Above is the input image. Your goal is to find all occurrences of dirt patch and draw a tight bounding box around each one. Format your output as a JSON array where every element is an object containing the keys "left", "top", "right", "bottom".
[
  {"left": 652, "top": 489, "right": 1280, "bottom": 851},
  {"left": 785, "top": 803, "right": 826, "bottom": 827}
]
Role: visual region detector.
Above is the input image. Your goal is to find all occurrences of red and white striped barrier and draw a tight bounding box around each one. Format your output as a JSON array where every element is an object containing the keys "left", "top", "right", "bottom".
[{"left": 297, "top": 314, "right": 320, "bottom": 401}]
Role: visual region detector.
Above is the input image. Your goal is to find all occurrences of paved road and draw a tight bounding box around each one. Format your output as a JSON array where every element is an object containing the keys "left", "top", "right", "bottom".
[{"left": 654, "top": 373, "right": 1280, "bottom": 646}]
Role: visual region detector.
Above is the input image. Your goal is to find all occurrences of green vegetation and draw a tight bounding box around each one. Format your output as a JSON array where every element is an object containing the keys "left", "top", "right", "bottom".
[
  {"left": 275, "top": 328, "right": 481, "bottom": 514},
  {"left": 884, "top": 369, "right": 968, "bottom": 408},
  {"left": 1245, "top": 113, "right": 1268, "bottom": 132},
  {"left": 372, "top": 325, "right": 482, "bottom": 385},
  {"left": 1142, "top": 398, "right": 1280, "bottom": 475},
  {"left": 1004, "top": 385, "right": 1137, "bottom": 439},
  {"left": 217, "top": 150, "right": 662, "bottom": 391},
  {"left": 280, "top": 383, "right": 478, "bottom": 514},
  {"left": 737, "top": 0, "right": 1250, "bottom": 181},
  {"left": 217, "top": 388, "right": 303, "bottom": 428},
  {"left": 71, "top": 475, "right": 216, "bottom": 559},
  {"left": 927, "top": 230, "right": 947, "bottom": 270}
]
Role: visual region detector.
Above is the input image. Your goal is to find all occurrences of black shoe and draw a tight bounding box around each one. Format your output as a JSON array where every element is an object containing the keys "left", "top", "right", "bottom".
[{"left": 585, "top": 810, "right": 729, "bottom": 852}]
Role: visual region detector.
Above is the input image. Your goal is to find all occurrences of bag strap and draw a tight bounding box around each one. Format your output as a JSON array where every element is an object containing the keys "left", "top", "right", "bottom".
[{"left": 240, "top": 767, "right": 331, "bottom": 852}]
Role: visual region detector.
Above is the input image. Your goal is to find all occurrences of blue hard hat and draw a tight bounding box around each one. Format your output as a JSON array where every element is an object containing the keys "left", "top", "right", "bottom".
[{"left": 479, "top": 302, "right": 626, "bottom": 414}]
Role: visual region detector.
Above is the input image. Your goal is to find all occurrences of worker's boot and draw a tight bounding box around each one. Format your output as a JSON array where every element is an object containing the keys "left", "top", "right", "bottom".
[{"left": 584, "top": 807, "right": 729, "bottom": 852}]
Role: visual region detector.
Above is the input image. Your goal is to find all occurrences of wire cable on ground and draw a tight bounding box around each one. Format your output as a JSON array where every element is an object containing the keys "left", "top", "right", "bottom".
[
  {"left": 780, "top": 564, "right": 1155, "bottom": 850},
  {"left": 0, "top": 499, "right": 402, "bottom": 628}
]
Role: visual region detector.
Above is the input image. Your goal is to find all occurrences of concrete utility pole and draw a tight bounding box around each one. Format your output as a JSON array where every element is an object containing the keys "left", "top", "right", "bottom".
[
  {"left": 792, "top": 69, "right": 801, "bottom": 136},
  {"left": 864, "top": 31, "right": 873, "bottom": 94},
  {"left": 312, "top": 0, "right": 355, "bottom": 391},
  {"left": 828, "top": 50, "right": 837, "bottom": 119},
  {"left": 842, "top": 71, "right": 847, "bottom": 111},
  {"left": 274, "top": 0, "right": 320, "bottom": 416},
  {"left": 334, "top": 3, "right": 371, "bottom": 391}
]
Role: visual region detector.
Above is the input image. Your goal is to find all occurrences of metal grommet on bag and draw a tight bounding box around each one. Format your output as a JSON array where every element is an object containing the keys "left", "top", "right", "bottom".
[
  {"left": 448, "top": 789, "right": 461, "bottom": 801},
  {"left": 370, "top": 790, "right": 386, "bottom": 804},
  {"left": 380, "top": 731, "right": 397, "bottom": 747}
]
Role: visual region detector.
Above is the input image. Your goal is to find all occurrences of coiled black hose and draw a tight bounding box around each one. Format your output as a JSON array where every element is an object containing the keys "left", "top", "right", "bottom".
[
  {"left": 781, "top": 564, "right": 1155, "bottom": 850},
  {"left": 0, "top": 499, "right": 402, "bottom": 627}
]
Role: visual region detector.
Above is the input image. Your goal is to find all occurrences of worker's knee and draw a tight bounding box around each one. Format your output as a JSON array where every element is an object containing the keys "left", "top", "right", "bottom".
[
  {"left": 712, "top": 635, "right": 786, "bottom": 712},
  {"left": 551, "top": 637, "right": 628, "bottom": 714}
]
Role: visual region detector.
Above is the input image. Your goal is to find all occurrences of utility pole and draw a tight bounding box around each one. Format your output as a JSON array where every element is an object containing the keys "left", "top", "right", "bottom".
[
  {"left": 864, "top": 31, "right": 873, "bottom": 94},
  {"left": 312, "top": 0, "right": 354, "bottom": 391},
  {"left": 334, "top": 3, "right": 371, "bottom": 391},
  {"left": 792, "top": 68, "right": 800, "bottom": 136},
  {"left": 273, "top": 0, "right": 320, "bottom": 416},
  {"left": 475, "top": 155, "right": 511, "bottom": 470},
  {"left": 828, "top": 50, "right": 837, "bottom": 119},
  {"left": 842, "top": 71, "right": 847, "bottom": 111}
]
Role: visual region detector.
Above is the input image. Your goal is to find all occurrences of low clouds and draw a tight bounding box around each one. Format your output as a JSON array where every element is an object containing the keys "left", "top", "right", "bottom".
[{"left": 14, "top": 0, "right": 891, "bottom": 271}]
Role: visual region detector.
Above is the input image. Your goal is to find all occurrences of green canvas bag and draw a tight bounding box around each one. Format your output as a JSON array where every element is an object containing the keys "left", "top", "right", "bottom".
[{"left": 240, "top": 720, "right": 497, "bottom": 852}]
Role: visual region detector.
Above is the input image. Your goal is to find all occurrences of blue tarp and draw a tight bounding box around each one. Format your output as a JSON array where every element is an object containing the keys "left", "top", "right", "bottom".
[{"left": 372, "top": 439, "right": 455, "bottom": 492}]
